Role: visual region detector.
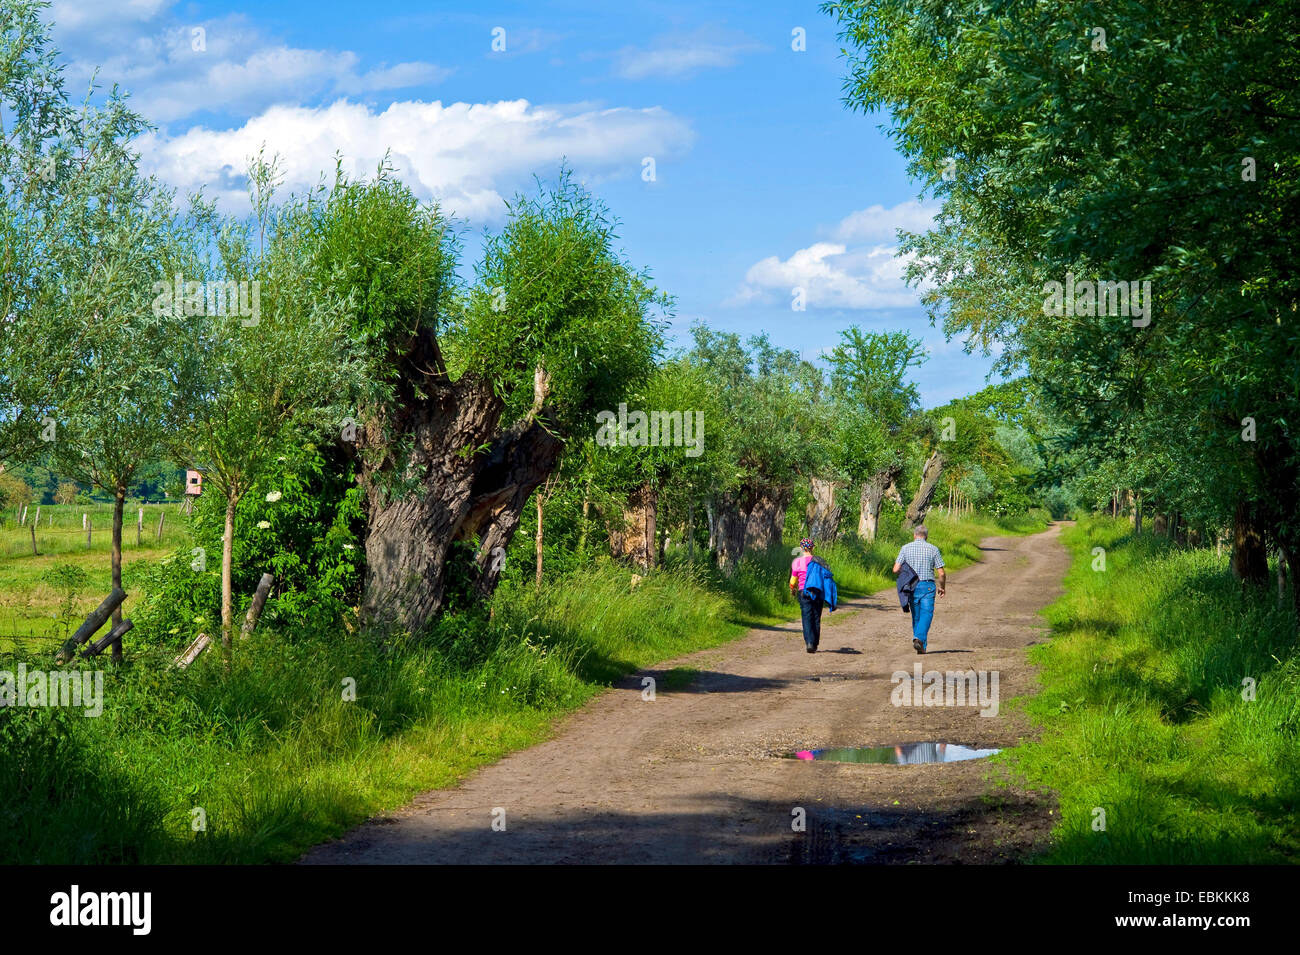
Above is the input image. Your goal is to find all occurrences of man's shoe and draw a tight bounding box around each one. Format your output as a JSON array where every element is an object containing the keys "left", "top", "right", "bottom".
[
  {"left": 806, "top": 645, "right": 816, "bottom": 654},
  {"left": 913, "top": 638, "right": 926, "bottom": 654}
]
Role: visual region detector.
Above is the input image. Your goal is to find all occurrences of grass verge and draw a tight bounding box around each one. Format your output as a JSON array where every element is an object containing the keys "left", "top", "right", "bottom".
[{"left": 999, "top": 517, "right": 1300, "bottom": 863}]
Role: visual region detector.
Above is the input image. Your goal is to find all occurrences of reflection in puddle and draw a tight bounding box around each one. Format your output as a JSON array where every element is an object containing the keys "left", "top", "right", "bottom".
[{"left": 789, "top": 742, "right": 1001, "bottom": 764}]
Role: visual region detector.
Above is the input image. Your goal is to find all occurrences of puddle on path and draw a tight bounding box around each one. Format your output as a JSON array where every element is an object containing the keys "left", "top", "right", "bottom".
[{"left": 786, "top": 742, "right": 1001, "bottom": 764}]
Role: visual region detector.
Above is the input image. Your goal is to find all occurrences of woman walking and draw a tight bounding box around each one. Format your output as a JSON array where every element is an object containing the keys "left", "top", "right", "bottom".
[{"left": 789, "top": 538, "right": 827, "bottom": 653}]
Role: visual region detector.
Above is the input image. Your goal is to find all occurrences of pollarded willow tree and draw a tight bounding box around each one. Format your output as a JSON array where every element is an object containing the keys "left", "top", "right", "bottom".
[
  {"left": 305, "top": 166, "right": 666, "bottom": 633},
  {"left": 685, "top": 327, "right": 822, "bottom": 571},
  {"left": 821, "top": 327, "right": 927, "bottom": 540},
  {"left": 590, "top": 358, "right": 722, "bottom": 569}
]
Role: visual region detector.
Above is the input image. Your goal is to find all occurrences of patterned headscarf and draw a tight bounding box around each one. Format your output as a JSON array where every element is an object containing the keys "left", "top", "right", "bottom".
[{"left": 799, "top": 538, "right": 815, "bottom": 552}]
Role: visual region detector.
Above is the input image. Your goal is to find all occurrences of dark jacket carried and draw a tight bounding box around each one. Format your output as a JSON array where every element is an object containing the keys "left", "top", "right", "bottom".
[{"left": 896, "top": 560, "right": 919, "bottom": 613}]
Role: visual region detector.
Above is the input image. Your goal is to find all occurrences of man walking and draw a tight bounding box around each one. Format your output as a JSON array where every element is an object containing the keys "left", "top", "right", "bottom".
[{"left": 893, "top": 524, "right": 945, "bottom": 654}]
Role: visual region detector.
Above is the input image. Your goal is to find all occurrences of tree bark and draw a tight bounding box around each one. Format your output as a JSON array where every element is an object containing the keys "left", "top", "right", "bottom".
[
  {"left": 743, "top": 485, "right": 791, "bottom": 553},
  {"left": 1230, "top": 501, "right": 1268, "bottom": 586},
  {"left": 903, "top": 450, "right": 945, "bottom": 530},
  {"left": 609, "top": 482, "right": 657, "bottom": 570},
  {"left": 806, "top": 477, "right": 843, "bottom": 543},
  {"left": 83, "top": 619, "right": 133, "bottom": 659},
  {"left": 712, "top": 492, "right": 747, "bottom": 574},
  {"left": 858, "top": 464, "right": 902, "bottom": 542},
  {"left": 360, "top": 349, "right": 564, "bottom": 632}
]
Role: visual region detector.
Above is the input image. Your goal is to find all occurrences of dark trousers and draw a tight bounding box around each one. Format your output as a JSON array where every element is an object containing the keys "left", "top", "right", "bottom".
[{"left": 799, "top": 589, "right": 824, "bottom": 649}]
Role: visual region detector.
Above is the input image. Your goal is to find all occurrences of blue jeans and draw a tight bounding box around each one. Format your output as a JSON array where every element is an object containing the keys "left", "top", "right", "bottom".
[
  {"left": 911, "top": 581, "right": 936, "bottom": 649},
  {"left": 799, "top": 589, "right": 824, "bottom": 649}
]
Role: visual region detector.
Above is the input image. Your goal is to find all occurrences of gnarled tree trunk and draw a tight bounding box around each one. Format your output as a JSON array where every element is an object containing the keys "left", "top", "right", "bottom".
[
  {"left": 1230, "top": 500, "right": 1268, "bottom": 586},
  {"left": 903, "top": 450, "right": 945, "bottom": 530},
  {"left": 858, "top": 464, "right": 902, "bottom": 542},
  {"left": 608, "top": 481, "right": 657, "bottom": 570},
  {"left": 712, "top": 492, "right": 747, "bottom": 574},
  {"left": 806, "top": 477, "right": 843, "bottom": 543},
  {"left": 711, "top": 484, "right": 790, "bottom": 573},
  {"left": 360, "top": 350, "right": 562, "bottom": 634},
  {"left": 743, "top": 485, "right": 791, "bottom": 553}
]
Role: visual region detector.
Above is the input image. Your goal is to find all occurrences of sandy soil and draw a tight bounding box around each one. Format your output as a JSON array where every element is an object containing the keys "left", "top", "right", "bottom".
[{"left": 302, "top": 523, "right": 1070, "bottom": 864}]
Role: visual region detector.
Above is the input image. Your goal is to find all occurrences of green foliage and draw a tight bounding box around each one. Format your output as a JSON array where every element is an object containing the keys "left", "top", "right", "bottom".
[
  {"left": 41, "top": 560, "right": 88, "bottom": 641},
  {"left": 455, "top": 169, "right": 668, "bottom": 434},
  {"left": 130, "top": 549, "right": 222, "bottom": 649},
  {"left": 133, "top": 442, "right": 363, "bottom": 646},
  {"left": 0, "top": 471, "right": 32, "bottom": 507},
  {"left": 824, "top": 0, "right": 1300, "bottom": 557},
  {"left": 686, "top": 326, "right": 823, "bottom": 495}
]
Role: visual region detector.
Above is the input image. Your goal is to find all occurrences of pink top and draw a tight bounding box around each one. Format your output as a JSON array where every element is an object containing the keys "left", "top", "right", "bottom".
[{"left": 791, "top": 554, "right": 813, "bottom": 589}]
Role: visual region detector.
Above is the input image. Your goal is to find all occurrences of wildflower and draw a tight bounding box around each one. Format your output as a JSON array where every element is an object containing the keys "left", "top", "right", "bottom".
[
  {"left": 265, "top": 490, "right": 282, "bottom": 503},
  {"left": 257, "top": 520, "right": 271, "bottom": 529}
]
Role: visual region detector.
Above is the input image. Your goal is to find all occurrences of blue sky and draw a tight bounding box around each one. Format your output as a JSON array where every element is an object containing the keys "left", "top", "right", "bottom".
[{"left": 46, "top": 0, "right": 1000, "bottom": 406}]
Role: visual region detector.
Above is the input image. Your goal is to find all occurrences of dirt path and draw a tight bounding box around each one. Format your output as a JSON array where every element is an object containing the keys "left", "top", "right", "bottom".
[{"left": 303, "top": 524, "right": 1070, "bottom": 864}]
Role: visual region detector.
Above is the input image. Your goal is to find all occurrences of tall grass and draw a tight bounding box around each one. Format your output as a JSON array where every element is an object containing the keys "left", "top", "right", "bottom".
[
  {"left": 1000, "top": 517, "right": 1300, "bottom": 863},
  {"left": 0, "top": 508, "right": 1045, "bottom": 863}
]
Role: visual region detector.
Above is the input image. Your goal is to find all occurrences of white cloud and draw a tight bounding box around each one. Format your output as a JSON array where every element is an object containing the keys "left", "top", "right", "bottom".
[
  {"left": 141, "top": 98, "right": 695, "bottom": 222},
  {"left": 832, "top": 199, "right": 937, "bottom": 243},
  {"left": 613, "top": 28, "right": 763, "bottom": 80},
  {"left": 727, "top": 201, "right": 937, "bottom": 310},
  {"left": 50, "top": 0, "right": 173, "bottom": 30},
  {"left": 46, "top": 6, "right": 448, "bottom": 125}
]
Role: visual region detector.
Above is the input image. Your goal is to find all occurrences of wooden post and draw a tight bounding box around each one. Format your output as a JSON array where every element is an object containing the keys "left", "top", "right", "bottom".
[
  {"left": 82, "top": 512, "right": 87, "bottom": 530},
  {"left": 240, "top": 573, "right": 274, "bottom": 639},
  {"left": 156, "top": 511, "right": 164, "bottom": 541},
  {"left": 33, "top": 505, "right": 40, "bottom": 526},
  {"left": 86, "top": 516, "right": 91, "bottom": 549},
  {"left": 56, "top": 587, "right": 127, "bottom": 663},
  {"left": 137, "top": 507, "right": 143, "bottom": 546},
  {"left": 30, "top": 521, "right": 37, "bottom": 556},
  {"left": 20, "top": 505, "right": 26, "bottom": 525},
  {"left": 174, "top": 632, "right": 211, "bottom": 669},
  {"left": 82, "top": 619, "right": 133, "bottom": 658}
]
